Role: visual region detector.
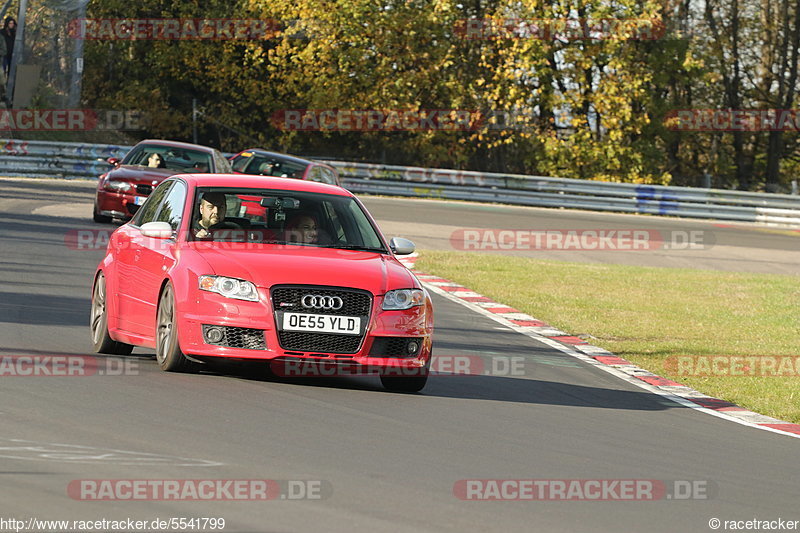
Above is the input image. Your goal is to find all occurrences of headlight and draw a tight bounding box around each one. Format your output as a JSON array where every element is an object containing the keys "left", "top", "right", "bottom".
[
  {"left": 104, "top": 180, "right": 133, "bottom": 193},
  {"left": 199, "top": 275, "right": 259, "bottom": 302},
  {"left": 382, "top": 289, "right": 424, "bottom": 310}
]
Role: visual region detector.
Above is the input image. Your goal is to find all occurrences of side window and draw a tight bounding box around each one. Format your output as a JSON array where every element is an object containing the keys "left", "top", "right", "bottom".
[
  {"left": 308, "top": 166, "right": 323, "bottom": 182},
  {"left": 132, "top": 181, "right": 173, "bottom": 226},
  {"left": 121, "top": 146, "right": 144, "bottom": 165},
  {"left": 232, "top": 155, "right": 251, "bottom": 172},
  {"left": 246, "top": 156, "right": 269, "bottom": 174},
  {"left": 320, "top": 167, "right": 337, "bottom": 185},
  {"left": 155, "top": 181, "right": 187, "bottom": 231}
]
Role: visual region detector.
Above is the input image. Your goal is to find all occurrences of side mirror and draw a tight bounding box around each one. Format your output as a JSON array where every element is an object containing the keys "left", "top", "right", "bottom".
[
  {"left": 107, "top": 157, "right": 121, "bottom": 167},
  {"left": 140, "top": 221, "right": 173, "bottom": 239},
  {"left": 389, "top": 237, "right": 415, "bottom": 255}
]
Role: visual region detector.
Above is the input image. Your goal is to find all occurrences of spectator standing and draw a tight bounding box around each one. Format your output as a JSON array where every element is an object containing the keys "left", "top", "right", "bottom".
[{"left": 2, "top": 17, "right": 16, "bottom": 78}]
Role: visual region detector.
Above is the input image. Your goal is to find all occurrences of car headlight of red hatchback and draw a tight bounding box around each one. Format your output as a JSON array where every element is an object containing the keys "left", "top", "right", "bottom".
[
  {"left": 104, "top": 180, "right": 133, "bottom": 193},
  {"left": 382, "top": 289, "right": 424, "bottom": 310},
  {"left": 199, "top": 275, "right": 259, "bottom": 302}
]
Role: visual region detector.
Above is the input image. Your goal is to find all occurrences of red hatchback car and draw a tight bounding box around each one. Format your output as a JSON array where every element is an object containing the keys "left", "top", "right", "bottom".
[
  {"left": 93, "top": 139, "right": 232, "bottom": 223},
  {"left": 90, "top": 174, "right": 433, "bottom": 391}
]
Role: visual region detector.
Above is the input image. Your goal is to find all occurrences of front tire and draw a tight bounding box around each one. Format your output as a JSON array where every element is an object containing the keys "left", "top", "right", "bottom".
[
  {"left": 156, "top": 283, "right": 193, "bottom": 372},
  {"left": 90, "top": 273, "right": 133, "bottom": 355},
  {"left": 93, "top": 205, "right": 112, "bottom": 223},
  {"left": 380, "top": 361, "right": 429, "bottom": 393}
]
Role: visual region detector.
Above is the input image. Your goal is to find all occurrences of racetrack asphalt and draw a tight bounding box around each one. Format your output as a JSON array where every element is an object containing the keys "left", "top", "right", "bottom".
[{"left": 0, "top": 177, "right": 798, "bottom": 532}]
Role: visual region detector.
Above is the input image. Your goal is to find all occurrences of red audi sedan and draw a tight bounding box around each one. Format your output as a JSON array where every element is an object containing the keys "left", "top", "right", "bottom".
[
  {"left": 93, "top": 139, "right": 232, "bottom": 223},
  {"left": 90, "top": 174, "right": 433, "bottom": 391}
]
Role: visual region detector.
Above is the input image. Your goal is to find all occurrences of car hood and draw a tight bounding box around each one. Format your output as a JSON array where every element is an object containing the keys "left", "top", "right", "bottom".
[
  {"left": 185, "top": 244, "right": 417, "bottom": 295},
  {"left": 108, "top": 165, "right": 177, "bottom": 183}
]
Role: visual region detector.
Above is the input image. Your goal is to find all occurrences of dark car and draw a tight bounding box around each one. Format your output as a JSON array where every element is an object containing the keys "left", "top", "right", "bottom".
[
  {"left": 93, "top": 139, "right": 233, "bottom": 223},
  {"left": 229, "top": 149, "right": 341, "bottom": 187}
]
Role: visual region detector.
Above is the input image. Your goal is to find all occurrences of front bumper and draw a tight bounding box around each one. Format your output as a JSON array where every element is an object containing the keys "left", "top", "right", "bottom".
[
  {"left": 176, "top": 289, "right": 433, "bottom": 370},
  {"left": 96, "top": 190, "right": 147, "bottom": 219}
]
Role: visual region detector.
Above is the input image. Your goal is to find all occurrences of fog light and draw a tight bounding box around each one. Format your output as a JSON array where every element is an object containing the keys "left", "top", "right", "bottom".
[
  {"left": 205, "top": 327, "right": 224, "bottom": 343},
  {"left": 407, "top": 340, "right": 420, "bottom": 355}
]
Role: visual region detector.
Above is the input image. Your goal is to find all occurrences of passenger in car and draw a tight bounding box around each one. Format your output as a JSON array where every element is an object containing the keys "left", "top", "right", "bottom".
[
  {"left": 194, "top": 192, "right": 241, "bottom": 239},
  {"left": 284, "top": 212, "right": 319, "bottom": 244}
]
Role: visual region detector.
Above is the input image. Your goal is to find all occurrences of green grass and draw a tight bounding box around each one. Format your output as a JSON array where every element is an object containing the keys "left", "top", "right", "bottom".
[{"left": 416, "top": 251, "right": 800, "bottom": 423}]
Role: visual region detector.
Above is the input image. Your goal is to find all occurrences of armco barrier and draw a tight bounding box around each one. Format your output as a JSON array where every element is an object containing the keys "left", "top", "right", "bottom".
[
  {"left": 0, "top": 139, "right": 129, "bottom": 179},
  {"left": 328, "top": 161, "right": 800, "bottom": 227},
  {"left": 1, "top": 139, "right": 799, "bottom": 226}
]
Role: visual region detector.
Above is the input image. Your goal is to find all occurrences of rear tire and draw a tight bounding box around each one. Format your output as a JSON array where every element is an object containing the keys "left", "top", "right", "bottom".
[
  {"left": 90, "top": 273, "right": 133, "bottom": 355},
  {"left": 155, "top": 283, "right": 194, "bottom": 372}
]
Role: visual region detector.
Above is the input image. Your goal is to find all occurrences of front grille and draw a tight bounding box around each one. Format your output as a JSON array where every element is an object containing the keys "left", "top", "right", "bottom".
[
  {"left": 277, "top": 331, "right": 362, "bottom": 354},
  {"left": 203, "top": 325, "right": 266, "bottom": 350},
  {"left": 370, "top": 337, "right": 423, "bottom": 357},
  {"left": 271, "top": 285, "right": 372, "bottom": 354},
  {"left": 136, "top": 184, "right": 153, "bottom": 195},
  {"left": 271, "top": 286, "right": 371, "bottom": 316}
]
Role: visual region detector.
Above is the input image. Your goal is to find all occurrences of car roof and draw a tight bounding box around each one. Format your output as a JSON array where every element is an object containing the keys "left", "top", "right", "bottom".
[
  {"left": 136, "top": 139, "right": 218, "bottom": 153},
  {"left": 235, "top": 148, "right": 319, "bottom": 166},
  {"left": 177, "top": 174, "right": 351, "bottom": 196}
]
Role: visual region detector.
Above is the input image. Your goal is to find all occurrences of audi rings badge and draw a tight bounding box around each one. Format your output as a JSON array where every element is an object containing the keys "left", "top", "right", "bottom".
[{"left": 301, "top": 294, "right": 344, "bottom": 310}]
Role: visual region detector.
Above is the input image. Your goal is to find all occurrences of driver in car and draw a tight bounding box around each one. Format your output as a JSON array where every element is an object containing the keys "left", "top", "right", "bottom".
[
  {"left": 194, "top": 192, "right": 241, "bottom": 239},
  {"left": 147, "top": 153, "right": 166, "bottom": 168}
]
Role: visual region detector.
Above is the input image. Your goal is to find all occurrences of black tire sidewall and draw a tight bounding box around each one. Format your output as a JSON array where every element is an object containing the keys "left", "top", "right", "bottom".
[{"left": 156, "top": 284, "right": 188, "bottom": 371}]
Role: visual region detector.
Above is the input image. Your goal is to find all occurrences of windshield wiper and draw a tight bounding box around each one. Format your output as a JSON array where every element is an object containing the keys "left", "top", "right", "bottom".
[{"left": 327, "top": 244, "right": 386, "bottom": 253}]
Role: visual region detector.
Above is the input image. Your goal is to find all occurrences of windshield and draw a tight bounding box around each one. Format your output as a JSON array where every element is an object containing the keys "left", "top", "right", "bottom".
[
  {"left": 124, "top": 144, "right": 214, "bottom": 173},
  {"left": 189, "top": 187, "right": 387, "bottom": 252}
]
